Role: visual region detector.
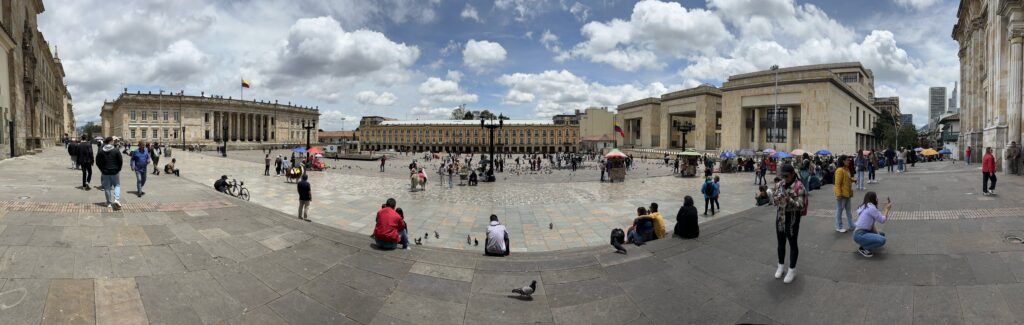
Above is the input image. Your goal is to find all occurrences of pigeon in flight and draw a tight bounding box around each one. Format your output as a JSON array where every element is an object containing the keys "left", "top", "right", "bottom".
[
  {"left": 512, "top": 280, "right": 536, "bottom": 298},
  {"left": 434, "top": 231, "right": 440, "bottom": 239}
]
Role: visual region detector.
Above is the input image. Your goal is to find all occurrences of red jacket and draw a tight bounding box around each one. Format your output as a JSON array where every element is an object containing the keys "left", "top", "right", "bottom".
[
  {"left": 372, "top": 207, "right": 406, "bottom": 243},
  {"left": 982, "top": 153, "right": 995, "bottom": 173}
]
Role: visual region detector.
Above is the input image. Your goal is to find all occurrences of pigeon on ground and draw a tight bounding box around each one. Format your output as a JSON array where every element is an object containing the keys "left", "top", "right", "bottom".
[
  {"left": 549, "top": 223, "right": 553, "bottom": 230},
  {"left": 474, "top": 238, "right": 479, "bottom": 246},
  {"left": 612, "top": 242, "right": 628, "bottom": 254},
  {"left": 512, "top": 281, "right": 537, "bottom": 298},
  {"left": 425, "top": 232, "right": 429, "bottom": 240},
  {"left": 414, "top": 238, "right": 422, "bottom": 245},
  {"left": 467, "top": 235, "right": 472, "bottom": 244},
  {"left": 434, "top": 231, "right": 440, "bottom": 239}
]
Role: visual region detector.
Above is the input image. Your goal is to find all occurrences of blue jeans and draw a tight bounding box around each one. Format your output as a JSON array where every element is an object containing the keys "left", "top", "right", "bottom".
[
  {"left": 373, "top": 229, "right": 409, "bottom": 249},
  {"left": 856, "top": 170, "right": 865, "bottom": 189},
  {"left": 854, "top": 230, "right": 886, "bottom": 251},
  {"left": 101, "top": 174, "right": 121, "bottom": 204},
  {"left": 135, "top": 169, "right": 147, "bottom": 193},
  {"left": 898, "top": 159, "right": 905, "bottom": 172},
  {"left": 835, "top": 197, "right": 853, "bottom": 229}
]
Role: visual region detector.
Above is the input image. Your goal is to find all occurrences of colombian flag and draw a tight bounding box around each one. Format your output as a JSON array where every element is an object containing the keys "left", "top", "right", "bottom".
[
  {"left": 613, "top": 122, "right": 625, "bottom": 137},
  {"left": 241, "top": 79, "right": 251, "bottom": 88}
]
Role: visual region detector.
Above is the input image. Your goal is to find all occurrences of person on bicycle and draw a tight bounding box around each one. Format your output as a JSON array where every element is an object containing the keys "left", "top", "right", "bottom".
[{"left": 215, "top": 175, "right": 229, "bottom": 193}]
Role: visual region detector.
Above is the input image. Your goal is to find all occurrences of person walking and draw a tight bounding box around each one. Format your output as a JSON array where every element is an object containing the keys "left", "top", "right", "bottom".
[
  {"left": 275, "top": 155, "right": 282, "bottom": 175},
  {"left": 965, "top": 146, "right": 972, "bottom": 165},
  {"left": 885, "top": 147, "right": 896, "bottom": 173},
  {"left": 68, "top": 138, "right": 80, "bottom": 169},
  {"left": 896, "top": 147, "right": 906, "bottom": 173},
  {"left": 712, "top": 175, "right": 721, "bottom": 211},
  {"left": 758, "top": 159, "right": 768, "bottom": 185},
  {"left": 297, "top": 174, "right": 312, "bottom": 221},
  {"left": 78, "top": 136, "right": 95, "bottom": 190},
  {"left": 833, "top": 155, "right": 855, "bottom": 232},
  {"left": 380, "top": 155, "right": 386, "bottom": 172},
  {"left": 772, "top": 164, "right": 806, "bottom": 284},
  {"left": 798, "top": 153, "right": 811, "bottom": 190},
  {"left": 95, "top": 137, "right": 123, "bottom": 209},
  {"left": 867, "top": 152, "right": 877, "bottom": 184},
  {"left": 130, "top": 141, "right": 150, "bottom": 197},
  {"left": 854, "top": 192, "right": 891, "bottom": 257},
  {"left": 265, "top": 154, "right": 271, "bottom": 176},
  {"left": 150, "top": 143, "right": 161, "bottom": 175},
  {"left": 701, "top": 177, "right": 716, "bottom": 215},
  {"left": 854, "top": 150, "right": 866, "bottom": 190},
  {"left": 982, "top": 147, "right": 997, "bottom": 195}
]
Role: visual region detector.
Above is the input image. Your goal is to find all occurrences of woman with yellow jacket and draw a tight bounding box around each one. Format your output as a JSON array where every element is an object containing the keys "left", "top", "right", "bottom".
[{"left": 833, "top": 155, "right": 856, "bottom": 233}]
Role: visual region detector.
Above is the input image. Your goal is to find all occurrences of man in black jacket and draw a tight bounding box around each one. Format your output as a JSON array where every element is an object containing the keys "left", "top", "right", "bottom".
[
  {"left": 95, "top": 137, "right": 123, "bottom": 209},
  {"left": 77, "top": 136, "right": 95, "bottom": 190},
  {"left": 297, "top": 174, "right": 311, "bottom": 221},
  {"left": 68, "top": 138, "right": 79, "bottom": 169}
]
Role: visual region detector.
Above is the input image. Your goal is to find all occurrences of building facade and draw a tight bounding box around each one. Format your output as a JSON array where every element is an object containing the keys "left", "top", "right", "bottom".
[
  {"left": 929, "top": 87, "right": 947, "bottom": 127},
  {"left": 0, "top": 0, "right": 72, "bottom": 158},
  {"left": 949, "top": 82, "right": 959, "bottom": 113},
  {"left": 100, "top": 91, "right": 319, "bottom": 147},
  {"left": 873, "top": 96, "right": 901, "bottom": 122},
  {"left": 953, "top": 0, "right": 1024, "bottom": 171},
  {"left": 613, "top": 85, "right": 722, "bottom": 151},
  {"left": 720, "top": 62, "right": 880, "bottom": 154},
  {"left": 579, "top": 107, "right": 615, "bottom": 152},
  {"left": 900, "top": 114, "right": 915, "bottom": 126},
  {"left": 356, "top": 117, "right": 580, "bottom": 153}
]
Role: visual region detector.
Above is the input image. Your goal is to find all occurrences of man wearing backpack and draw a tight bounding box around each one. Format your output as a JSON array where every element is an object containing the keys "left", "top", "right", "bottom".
[
  {"left": 700, "top": 177, "right": 716, "bottom": 215},
  {"left": 95, "top": 137, "right": 123, "bottom": 209}
]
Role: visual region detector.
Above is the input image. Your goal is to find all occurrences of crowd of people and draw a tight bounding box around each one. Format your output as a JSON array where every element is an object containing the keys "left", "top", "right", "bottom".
[{"left": 63, "top": 135, "right": 186, "bottom": 210}]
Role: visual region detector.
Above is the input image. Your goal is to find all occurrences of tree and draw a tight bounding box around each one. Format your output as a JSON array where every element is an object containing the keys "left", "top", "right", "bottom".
[
  {"left": 463, "top": 111, "right": 475, "bottom": 120},
  {"left": 449, "top": 107, "right": 467, "bottom": 120},
  {"left": 78, "top": 121, "right": 102, "bottom": 137},
  {"left": 498, "top": 114, "right": 510, "bottom": 120},
  {"left": 479, "top": 110, "right": 497, "bottom": 120}
]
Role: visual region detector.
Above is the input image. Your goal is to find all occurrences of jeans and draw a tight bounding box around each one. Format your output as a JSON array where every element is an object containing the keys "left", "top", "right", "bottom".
[
  {"left": 448, "top": 175, "right": 453, "bottom": 189},
  {"left": 298, "top": 200, "right": 310, "bottom": 219},
  {"left": 966, "top": 155, "right": 971, "bottom": 165},
  {"left": 835, "top": 197, "right": 853, "bottom": 230},
  {"left": 704, "top": 197, "right": 715, "bottom": 215},
  {"left": 898, "top": 159, "right": 905, "bottom": 172},
  {"left": 265, "top": 165, "right": 270, "bottom": 176},
  {"left": 856, "top": 170, "right": 865, "bottom": 189},
  {"left": 868, "top": 167, "right": 875, "bottom": 181},
  {"left": 776, "top": 211, "right": 801, "bottom": 268},
  {"left": 713, "top": 196, "right": 720, "bottom": 210},
  {"left": 81, "top": 163, "right": 93, "bottom": 187},
  {"left": 135, "top": 169, "right": 147, "bottom": 194},
  {"left": 373, "top": 230, "right": 409, "bottom": 249},
  {"left": 983, "top": 172, "right": 997, "bottom": 193},
  {"left": 854, "top": 230, "right": 886, "bottom": 251},
  {"left": 101, "top": 174, "right": 121, "bottom": 204}
]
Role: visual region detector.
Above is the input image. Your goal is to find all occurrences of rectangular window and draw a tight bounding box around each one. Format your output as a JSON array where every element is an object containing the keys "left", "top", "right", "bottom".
[
  {"left": 152, "top": 112, "right": 158, "bottom": 120},
  {"left": 163, "top": 112, "right": 169, "bottom": 121},
  {"left": 130, "top": 111, "right": 136, "bottom": 120},
  {"left": 175, "top": 112, "right": 180, "bottom": 121},
  {"left": 164, "top": 129, "right": 169, "bottom": 138},
  {"left": 856, "top": 107, "right": 860, "bottom": 127},
  {"left": 205, "top": 130, "right": 210, "bottom": 139},
  {"left": 141, "top": 129, "right": 147, "bottom": 138},
  {"left": 131, "top": 128, "right": 136, "bottom": 139},
  {"left": 141, "top": 112, "right": 147, "bottom": 121},
  {"left": 767, "top": 107, "right": 788, "bottom": 143}
]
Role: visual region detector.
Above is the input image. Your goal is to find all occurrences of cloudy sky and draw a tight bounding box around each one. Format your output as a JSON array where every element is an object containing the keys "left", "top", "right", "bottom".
[{"left": 40, "top": 0, "right": 959, "bottom": 130}]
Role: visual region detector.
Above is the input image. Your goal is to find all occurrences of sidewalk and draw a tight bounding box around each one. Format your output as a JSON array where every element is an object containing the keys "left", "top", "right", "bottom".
[{"left": 0, "top": 148, "right": 1023, "bottom": 324}]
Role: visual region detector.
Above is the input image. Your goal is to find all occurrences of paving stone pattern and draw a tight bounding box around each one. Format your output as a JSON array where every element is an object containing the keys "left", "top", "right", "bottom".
[{"left": 0, "top": 148, "right": 1023, "bottom": 324}]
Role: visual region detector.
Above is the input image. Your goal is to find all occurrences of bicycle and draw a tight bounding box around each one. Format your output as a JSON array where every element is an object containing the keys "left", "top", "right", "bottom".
[{"left": 226, "top": 178, "right": 250, "bottom": 201}]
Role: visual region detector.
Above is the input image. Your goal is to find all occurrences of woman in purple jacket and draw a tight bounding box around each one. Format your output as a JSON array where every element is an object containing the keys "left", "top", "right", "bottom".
[{"left": 854, "top": 191, "right": 891, "bottom": 258}]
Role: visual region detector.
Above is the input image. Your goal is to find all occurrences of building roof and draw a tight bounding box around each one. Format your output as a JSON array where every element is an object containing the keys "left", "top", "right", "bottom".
[
  {"left": 318, "top": 131, "right": 354, "bottom": 138},
  {"left": 661, "top": 84, "right": 722, "bottom": 101},
  {"left": 617, "top": 97, "right": 661, "bottom": 110},
  {"left": 379, "top": 120, "right": 554, "bottom": 126},
  {"left": 727, "top": 62, "right": 873, "bottom": 81}
]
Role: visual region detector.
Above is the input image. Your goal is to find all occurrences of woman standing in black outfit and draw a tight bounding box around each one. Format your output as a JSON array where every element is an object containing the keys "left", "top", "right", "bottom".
[{"left": 674, "top": 196, "right": 699, "bottom": 239}]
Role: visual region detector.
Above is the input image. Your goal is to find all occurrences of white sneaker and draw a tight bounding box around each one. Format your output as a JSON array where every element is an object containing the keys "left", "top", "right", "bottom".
[
  {"left": 774, "top": 264, "right": 785, "bottom": 279},
  {"left": 783, "top": 268, "right": 796, "bottom": 283},
  {"left": 113, "top": 200, "right": 121, "bottom": 209},
  {"left": 990, "top": 190, "right": 996, "bottom": 195},
  {"left": 836, "top": 228, "right": 848, "bottom": 233}
]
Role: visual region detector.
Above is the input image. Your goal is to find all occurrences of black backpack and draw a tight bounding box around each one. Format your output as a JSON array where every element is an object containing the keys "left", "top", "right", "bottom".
[{"left": 610, "top": 228, "right": 625, "bottom": 245}]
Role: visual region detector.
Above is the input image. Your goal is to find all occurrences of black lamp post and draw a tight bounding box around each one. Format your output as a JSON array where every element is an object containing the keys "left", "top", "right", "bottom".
[
  {"left": 181, "top": 126, "right": 185, "bottom": 150},
  {"left": 481, "top": 118, "right": 503, "bottom": 182},
  {"left": 673, "top": 120, "right": 696, "bottom": 149},
  {"left": 222, "top": 123, "right": 228, "bottom": 157},
  {"left": 302, "top": 120, "right": 316, "bottom": 159}
]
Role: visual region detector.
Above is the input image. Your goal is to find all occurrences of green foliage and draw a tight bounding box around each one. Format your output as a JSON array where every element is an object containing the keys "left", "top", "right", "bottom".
[{"left": 78, "top": 121, "right": 102, "bottom": 137}]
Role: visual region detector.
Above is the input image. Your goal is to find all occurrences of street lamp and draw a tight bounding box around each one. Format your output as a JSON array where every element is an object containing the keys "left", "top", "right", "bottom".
[
  {"left": 480, "top": 117, "right": 503, "bottom": 182},
  {"left": 302, "top": 120, "right": 316, "bottom": 159},
  {"left": 769, "top": 65, "right": 780, "bottom": 150},
  {"left": 672, "top": 120, "right": 696, "bottom": 149}
]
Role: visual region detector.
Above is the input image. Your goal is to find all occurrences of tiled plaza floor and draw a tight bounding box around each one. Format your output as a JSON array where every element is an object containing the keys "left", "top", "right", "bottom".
[{"left": 2, "top": 148, "right": 1024, "bottom": 324}]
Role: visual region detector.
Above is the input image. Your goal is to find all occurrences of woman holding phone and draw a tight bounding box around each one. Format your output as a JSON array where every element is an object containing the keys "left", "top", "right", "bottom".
[
  {"left": 854, "top": 191, "right": 890, "bottom": 257},
  {"left": 772, "top": 164, "right": 806, "bottom": 284}
]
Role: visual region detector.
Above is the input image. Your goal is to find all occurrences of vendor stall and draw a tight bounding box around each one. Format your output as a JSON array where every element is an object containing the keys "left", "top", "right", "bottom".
[
  {"left": 605, "top": 149, "right": 628, "bottom": 182},
  {"left": 677, "top": 149, "right": 701, "bottom": 177}
]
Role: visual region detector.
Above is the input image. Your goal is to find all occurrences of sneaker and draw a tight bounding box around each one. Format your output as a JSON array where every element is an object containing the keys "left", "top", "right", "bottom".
[
  {"left": 783, "top": 268, "right": 796, "bottom": 283},
  {"left": 106, "top": 203, "right": 112, "bottom": 208},
  {"left": 836, "top": 228, "right": 848, "bottom": 233},
  {"left": 858, "top": 247, "right": 874, "bottom": 258},
  {"left": 990, "top": 189, "right": 996, "bottom": 195},
  {"left": 982, "top": 192, "right": 989, "bottom": 196},
  {"left": 112, "top": 200, "right": 121, "bottom": 210},
  {"left": 774, "top": 264, "right": 785, "bottom": 279}
]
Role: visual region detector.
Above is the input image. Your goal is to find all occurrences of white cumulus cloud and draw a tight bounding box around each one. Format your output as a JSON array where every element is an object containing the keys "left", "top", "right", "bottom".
[
  {"left": 463, "top": 39, "right": 507, "bottom": 73},
  {"left": 355, "top": 90, "right": 397, "bottom": 106},
  {"left": 461, "top": 4, "right": 481, "bottom": 22},
  {"left": 496, "top": 69, "right": 667, "bottom": 117},
  {"left": 418, "top": 76, "right": 478, "bottom": 105}
]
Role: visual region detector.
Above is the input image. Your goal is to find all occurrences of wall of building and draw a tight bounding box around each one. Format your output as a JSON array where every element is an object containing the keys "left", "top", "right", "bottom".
[
  {"left": 358, "top": 121, "right": 580, "bottom": 153},
  {"left": 615, "top": 99, "right": 661, "bottom": 148},
  {"left": 579, "top": 107, "right": 613, "bottom": 138}
]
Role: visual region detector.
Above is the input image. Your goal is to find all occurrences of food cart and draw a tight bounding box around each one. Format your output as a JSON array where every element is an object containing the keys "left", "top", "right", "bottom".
[
  {"left": 677, "top": 149, "right": 701, "bottom": 177},
  {"left": 605, "top": 149, "right": 628, "bottom": 182}
]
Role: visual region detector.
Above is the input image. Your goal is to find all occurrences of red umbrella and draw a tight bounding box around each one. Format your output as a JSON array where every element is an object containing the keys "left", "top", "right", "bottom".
[{"left": 307, "top": 147, "right": 324, "bottom": 154}]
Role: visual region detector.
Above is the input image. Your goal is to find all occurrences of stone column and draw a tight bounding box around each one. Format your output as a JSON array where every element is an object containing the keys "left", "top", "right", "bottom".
[
  {"left": 1007, "top": 36, "right": 1023, "bottom": 174},
  {"left": 786, "top": 107, "right": 794, "bottom": 151},
  {"left": 752, "top": 108, "right": 760, "bottom": 150}
]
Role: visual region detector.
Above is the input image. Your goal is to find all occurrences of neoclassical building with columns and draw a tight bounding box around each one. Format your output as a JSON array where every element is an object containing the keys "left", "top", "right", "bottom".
[
  {"left": 100, "top": 91, "right": 319, "bottom": 147},
  {"left": 953, "top": 0, "right": 1024, "bottom": 171}
]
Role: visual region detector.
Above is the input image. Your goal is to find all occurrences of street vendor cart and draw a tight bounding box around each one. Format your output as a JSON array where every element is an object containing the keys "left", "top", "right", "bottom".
[
  {"left": 677, "top": 149, "right": 701, "bottom": 177},
  {"left": 605, "top": 149, "right": 628, "bottom": 182}
]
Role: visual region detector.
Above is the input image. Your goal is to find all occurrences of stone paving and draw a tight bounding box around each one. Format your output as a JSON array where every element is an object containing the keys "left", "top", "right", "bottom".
[
  {"left": 178, "top": 149, "right": 753, "bottom": 252},
  {"left": 2, "top": 148, "right": 1024, "bottom": 324}
]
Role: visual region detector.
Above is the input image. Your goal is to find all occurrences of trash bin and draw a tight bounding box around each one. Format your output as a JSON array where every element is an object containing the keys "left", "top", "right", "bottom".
[{"left": 164, "top": 147, "right": 172, "bottom": 157}]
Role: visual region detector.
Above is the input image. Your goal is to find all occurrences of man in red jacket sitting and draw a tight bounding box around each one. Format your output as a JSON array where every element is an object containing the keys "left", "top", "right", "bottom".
[
  {"left": 372, "top": 198, "right": 408, "bottom": 249},
  {"left": 982, "top": 147, "right": 997, "bottom": 196}
]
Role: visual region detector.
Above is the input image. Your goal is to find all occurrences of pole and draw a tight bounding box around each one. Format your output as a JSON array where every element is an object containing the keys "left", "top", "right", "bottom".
[
  {"left": 773, "top": 67, "right": 778, "bottom": 150},
  {"left": 222, "top": 123, "right": 228, "bottom": 157}
]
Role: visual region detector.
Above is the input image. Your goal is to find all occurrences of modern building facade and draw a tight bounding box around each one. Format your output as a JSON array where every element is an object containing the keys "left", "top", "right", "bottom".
[
  {"left": 100, "top": 90, "right": 320, "bottom": 147},
  {"left": 613, "top": 85, "right": 722, "bottom": 151},
  {"left": 929, "top": 87, "right": 947, "bottom": 128},
  {"left": 356, "top": 117, "right": 579, "bottom": 153},
  {"left": 948, "top": 81, "right": 959, "bottom": 113},
  {"left": 720, "top": 62, "right": 880, "bottom": 154},
  {"left": 900, "top": 114, "right": 914, "bottom": 127},
  {"left": 578, "top": 107, "right": 615, "bottom": 152},
  {"left": 873, "top": 96, "right": 901, "bottom": 121},
  {"left": 0, "top": 0, "right": 72, "bottom": 158}
]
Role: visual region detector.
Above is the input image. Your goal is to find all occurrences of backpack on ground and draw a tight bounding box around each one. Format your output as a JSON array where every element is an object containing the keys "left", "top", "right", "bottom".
[{"left": 610, "top": 228, "right": 625, "bottom": 245}]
